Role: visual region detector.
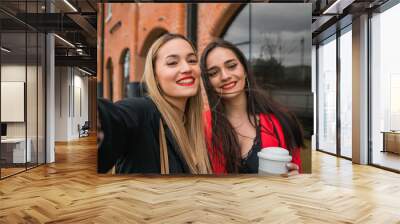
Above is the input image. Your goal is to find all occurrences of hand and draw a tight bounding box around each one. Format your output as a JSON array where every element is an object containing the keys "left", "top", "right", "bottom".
[{"left": 281, "top": 162, "right": 299, "bottom": 177}]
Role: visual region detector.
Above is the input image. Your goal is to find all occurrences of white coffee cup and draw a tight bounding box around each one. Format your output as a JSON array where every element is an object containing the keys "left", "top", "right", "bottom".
[{"left": 257, "top": 147, "right": 292, "bottom": 175}]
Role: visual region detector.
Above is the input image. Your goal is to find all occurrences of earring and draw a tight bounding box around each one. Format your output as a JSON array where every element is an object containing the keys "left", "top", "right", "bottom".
[{"left": 246, "top": 77, "right": 250, "bottom": 90}]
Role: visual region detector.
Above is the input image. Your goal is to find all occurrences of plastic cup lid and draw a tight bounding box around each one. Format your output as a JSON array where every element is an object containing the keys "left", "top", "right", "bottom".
[{"left": 257, "top": 147, "right": 292, "bottom": 162}]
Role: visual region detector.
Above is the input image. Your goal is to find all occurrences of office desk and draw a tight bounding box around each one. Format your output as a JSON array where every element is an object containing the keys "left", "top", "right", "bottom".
[
  {"left": 381, "top": 131, "right": 400, "bottom": 154},
  {"left": 1, "top": 138, "right": 31, "bottom": 163}
]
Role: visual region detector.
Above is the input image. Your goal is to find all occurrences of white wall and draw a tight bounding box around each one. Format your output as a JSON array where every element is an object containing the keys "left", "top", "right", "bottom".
[
  {"left": 55, "top": 67, "right": 69, "bottom": 141},
  {"left": 55, "top": 67, "right": 89, "bottom": 141},
  {"left": 1, "top": 65, "right": 26, "bottom": 137},
  {"left": 73, "top": 73, "right": 89, "bottom": 138},
  {"left": 1, "top": 63, "right": 46, "bottom": 164},
  {"left": 1, "top": 65, "right": 40, "bottom": 137}
]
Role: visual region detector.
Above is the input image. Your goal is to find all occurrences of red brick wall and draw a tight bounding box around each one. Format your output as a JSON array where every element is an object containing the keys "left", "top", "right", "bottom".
[
  {"left": 102, "top": 3, "right": 138, "bottom": 101},
  {"left": 135, "top": 3, "right": 186, "bottom": 89},
  {"left": 98, "top": 3, "right": 242, "bottom": 102},
  {"left": 197, "top": 3, "right": 242, "bottom": 52},
  {"left": 97, "top": 4, "right": 102, "bottom": 83}
]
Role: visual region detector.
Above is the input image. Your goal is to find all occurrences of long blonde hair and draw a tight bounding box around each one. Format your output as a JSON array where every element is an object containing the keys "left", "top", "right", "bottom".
[{"left": 142, "top": 33, "right": 212, "bottom": 174}]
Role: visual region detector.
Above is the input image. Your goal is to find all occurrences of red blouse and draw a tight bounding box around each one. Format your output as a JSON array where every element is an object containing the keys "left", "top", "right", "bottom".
[{"left": 204, "top": 111, "right": 302, "bottom": 174}]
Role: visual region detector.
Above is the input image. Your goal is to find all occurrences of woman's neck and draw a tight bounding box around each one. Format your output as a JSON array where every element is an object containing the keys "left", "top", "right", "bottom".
[
  {"left": 164, "top": 95, "right": 187, "bottom": 119},
  {"left": 224, "top": 92, "right": 248, "bottom": 119}
]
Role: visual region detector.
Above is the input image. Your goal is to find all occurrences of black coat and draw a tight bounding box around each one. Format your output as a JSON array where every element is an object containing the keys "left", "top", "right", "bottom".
[{"left": 97, "top": 97, "right": 190, "bottom": 174}]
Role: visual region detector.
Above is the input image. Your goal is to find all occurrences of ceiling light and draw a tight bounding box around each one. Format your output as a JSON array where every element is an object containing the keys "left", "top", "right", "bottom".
[
  {"left": 323, "top": 0, "right": 342, "bottom": 15},
  {"left": 322, "top": 0, "right": 355, "bottom": 15},
  {"left": 54, "top": 34, "right": 75, "bottom": 48},
  {"left": 63, "top": 0, "right": 78, "bottom": 12},
  {"left": 1, "top": 47, "right": 11, "bottom": 53},
  {"left": 78, "top": 67, "right": 93, "bottom": 76}
]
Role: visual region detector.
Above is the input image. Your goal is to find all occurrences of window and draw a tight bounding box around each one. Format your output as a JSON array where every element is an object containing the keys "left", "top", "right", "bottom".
[
  {"left": 222, "top": 4, "right": 313, "bottom": 140},
  {"left": 370, "top": 3, "right": 400, "bottom": 171},
  {"left": 339, "top": 26, "right": 352, "bottom": 158},
  {"left": 123, "top": 50, "right": 130, "bottom": 98},
  {"left": 106, "top": 3, "right": 112, "bottom": 22},
  {"left": 106, "top": 59, "right": 113, "bottom": 101},
  {"left": 223, "top": 4, "right": 250, "bottom": 58},
  {"left": 317, "top": 35, "right": 337, "bottom": 155},
  {"left": 0, "top": 1, "right": 46, "bottom": 179}
]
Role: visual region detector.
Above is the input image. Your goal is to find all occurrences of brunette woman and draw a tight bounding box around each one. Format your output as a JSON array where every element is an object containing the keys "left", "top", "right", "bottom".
[{"left": 200, "top": 39, "right": 303, "bottom": 175}]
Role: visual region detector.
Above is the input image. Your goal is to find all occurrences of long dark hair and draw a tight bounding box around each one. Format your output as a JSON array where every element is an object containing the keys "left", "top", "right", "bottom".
[{"left": 200, "top": 39, "right": 304, "bottom": 173}]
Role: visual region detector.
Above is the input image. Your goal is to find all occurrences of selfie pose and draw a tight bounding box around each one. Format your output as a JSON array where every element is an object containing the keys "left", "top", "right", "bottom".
[
  {"left": 97, "top": 33, "right": 212, "bottom": 174},
  {"left": 200, "top": 40, "right": 303, "bottom": 175}
]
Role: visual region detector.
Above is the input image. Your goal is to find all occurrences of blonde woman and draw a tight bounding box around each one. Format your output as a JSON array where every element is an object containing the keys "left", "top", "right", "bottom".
[{"left": 97, "top": 33, "right": 212, "bottom": 174}]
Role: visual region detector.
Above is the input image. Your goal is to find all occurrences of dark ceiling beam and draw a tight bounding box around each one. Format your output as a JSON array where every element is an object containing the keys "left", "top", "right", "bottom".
[
  {"left": 86, "top": 0, "right": 98, "bottom": 12},
  {"left": 67, "top": 13, "right": 97, "bottom": 39},
  {"left": 1, "top": 12, "right": 96, "bottom": 48},
  {"left": 0, "top": 8, "right": 37, "bottom": 31},
  {"left": 55, "top": 55, "right": 96, "bottom": 69},
  {"left": 10, "top": 13, "right": 82, "bottom": 32}
]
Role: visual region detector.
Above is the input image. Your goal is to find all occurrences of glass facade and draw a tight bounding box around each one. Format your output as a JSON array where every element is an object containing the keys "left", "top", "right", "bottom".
[
  {"left": 313, "top": 0, "right": 400, "bottom": 173},
  {"left": 0, "top": 1, "right": 46, "bottom": 179},
  {"left": 315, "top": 23, "right": 353, "bottom": 159},
  {"left": 370, "top": 3, "right": 400, "bottom": 171}
]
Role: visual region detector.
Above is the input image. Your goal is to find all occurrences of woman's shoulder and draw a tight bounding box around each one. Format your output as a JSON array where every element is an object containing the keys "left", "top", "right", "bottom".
[
  {"left": 119, "top": 96, "right": 159, "bottom": 113},
  {"left": 99, "top": 96, "right": 160, "bottom": 122},
  {"left": 116, "top": 96, "right": 155, "bottom": 108},
  {"left": 259, "top": 113, "right": 280, "bottom": 126},
  {"left": 98, "top": 96, "right": 154, "bottom": 107},
  {"left": 258, "top": 113, "right": 286, "bottom": 136}
]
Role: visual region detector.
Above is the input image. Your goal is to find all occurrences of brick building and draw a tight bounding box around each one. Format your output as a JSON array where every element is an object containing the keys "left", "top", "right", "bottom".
[{"left": 97, "top": 3, "right": 242, "bottom": 102}]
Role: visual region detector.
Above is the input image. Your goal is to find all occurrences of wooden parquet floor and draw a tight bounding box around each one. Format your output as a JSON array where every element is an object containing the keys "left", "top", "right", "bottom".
[{"left": 1, "top": 136, "right": 400, "bottom": 223}]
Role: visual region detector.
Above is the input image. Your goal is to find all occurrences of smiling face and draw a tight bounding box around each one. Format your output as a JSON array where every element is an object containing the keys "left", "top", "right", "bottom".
[
  {"left": 205, "top": 47, "right": 246, "bottom": 99},
  {"left": 154, "top": 38, "right": 200, "bottom": 101}
]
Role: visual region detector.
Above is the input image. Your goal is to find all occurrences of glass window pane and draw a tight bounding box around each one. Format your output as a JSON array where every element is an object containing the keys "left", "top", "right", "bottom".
[
  {"left": 27, "top": 31, "right": 38, "bottom": 169},
  {"left": 223, "top": 4, "right": 250, "bottom": 45},
  {"left": 38, "top": 32, "right": 45, "bottom": 165},
  {"left": 318, "top": 35, "right": 337, "bottom": 154},
  {"left": 222, "top": 3, "right": 313, "bottom": 172},
  {"left": 124, "top": 50, "right": 130, "bottom": 98},
  {"left": 1, "top": 31, "right": 27, "bottom": 177},
  {"left": 251, "top": 3, "right": 313, "bottom": 139},
  {"left": 106, "top": 59, "right": 113, "bottom": 101},
  {"left": 371, "top": 4, "right": 400, "bottom": 171},
  {"left": 0, "top": 0, "right": 47, "bottom": 178},
  {"left": 340, "top": 27, "right": 352, "bottom": 158}
]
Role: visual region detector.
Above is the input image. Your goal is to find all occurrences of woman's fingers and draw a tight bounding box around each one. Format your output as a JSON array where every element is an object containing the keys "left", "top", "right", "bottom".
[
  {"left": 286, "top": 162, "right": 299, "bottom": 171},
  {"left": 280, "top": 169, "right": 299, "bottom": 177},
  {"left": 288, "top": 169, "right": 299, "bottom": 176},
  {"left": 280, "top": 163, "right": 300, "bottom": 177}
]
